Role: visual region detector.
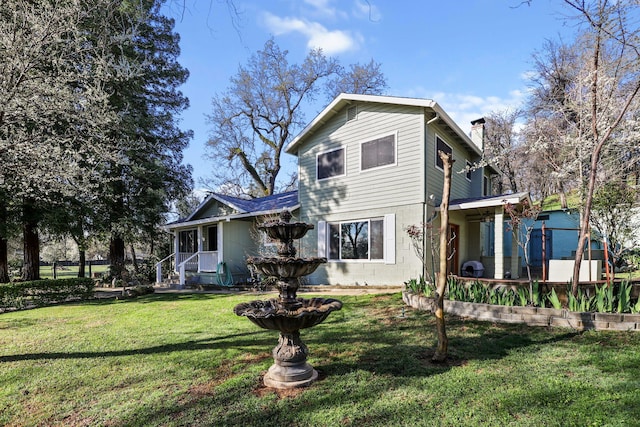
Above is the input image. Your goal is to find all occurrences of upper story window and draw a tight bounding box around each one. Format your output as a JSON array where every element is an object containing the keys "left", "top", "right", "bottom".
[
  {"left": 465, "top": 160, "right": 472, "bottom": 181},
  {"left": 435, "top": 135, "right": 452, "bottom": 171},
  {"left": 317, "top": 147, "right": 345, "bottom": 181},
  {"left": 361, "top": 133, "right": 396, "bottom": 171}
]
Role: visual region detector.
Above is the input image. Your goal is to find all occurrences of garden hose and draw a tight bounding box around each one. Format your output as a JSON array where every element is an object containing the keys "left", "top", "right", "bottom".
[{"left": 216, "top": 262, "right": 234, "bottom": 287}]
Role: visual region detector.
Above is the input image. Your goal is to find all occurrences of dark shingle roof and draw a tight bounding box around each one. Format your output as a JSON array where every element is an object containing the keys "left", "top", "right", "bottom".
[{"left": 214, "top": 191, "right": 299, "bottom": 213}]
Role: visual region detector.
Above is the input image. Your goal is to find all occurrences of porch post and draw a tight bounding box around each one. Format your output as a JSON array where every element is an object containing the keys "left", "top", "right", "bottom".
[
  {"left": 173, "top": 232, "right": 180, "bottom": 273},
  {"left": 510, "top": 229, "right": 520, "bottom": 279},
  {"left": 218, "top": 222, "right": 224, "bottom": 264},
  {"left": 197, "top": 225, "right": 204, "bottom": 272},
  {"left": 494, "top": 207, "right": 504, "bottom": 279}
]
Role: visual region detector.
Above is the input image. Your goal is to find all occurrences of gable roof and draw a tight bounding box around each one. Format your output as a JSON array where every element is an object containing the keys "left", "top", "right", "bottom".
[
  {"left": 285, "top": 93, "right": 483, "bottom": 157},
  {"left": 168, "top": 191, "right": 299, "bottom": 228}
]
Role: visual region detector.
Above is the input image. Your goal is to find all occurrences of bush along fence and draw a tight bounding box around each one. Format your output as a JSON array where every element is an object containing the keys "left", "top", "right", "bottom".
[
  {"left": 0, "top": 278, "right": 95, "bottom": 312},
  {"left": 403, "top": 277, "right": 640, "bottom": 331}
]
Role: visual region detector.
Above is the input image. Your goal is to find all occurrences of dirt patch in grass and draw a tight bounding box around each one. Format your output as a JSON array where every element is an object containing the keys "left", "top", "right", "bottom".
[
  {"left": 365, "top": 301, "right": 409, "bottom": 326},
  {"left": 416, "top": 349, "right": 467, "bottom": 368},
  {"left": 187, "top": 352, "right": 271, "bottom": 397}
]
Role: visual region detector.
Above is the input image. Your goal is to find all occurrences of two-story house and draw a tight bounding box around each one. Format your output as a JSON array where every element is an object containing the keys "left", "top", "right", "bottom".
[
  {"left": 285, "top": 93, "right": 529, "bottom": 286},
  {"left": 163, "top": 93, "right": 530, "bottom": 287}
]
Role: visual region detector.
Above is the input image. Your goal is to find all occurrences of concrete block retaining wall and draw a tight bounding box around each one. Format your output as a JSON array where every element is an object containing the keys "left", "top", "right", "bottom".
[{"left": 402, "top": 292, "right": 640, "bottom": 332}]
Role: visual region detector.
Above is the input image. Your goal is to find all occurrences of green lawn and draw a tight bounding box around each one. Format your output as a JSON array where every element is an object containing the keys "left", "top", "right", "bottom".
[
  {"left": 1, "top": 292, "right": 639, "bottom": 426},
  {"left": 39, "top": 263, "right": 110, "bottom": 279}
]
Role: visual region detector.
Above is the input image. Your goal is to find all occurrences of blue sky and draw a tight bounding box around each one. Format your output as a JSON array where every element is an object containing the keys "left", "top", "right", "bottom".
[{"left": 162, "top": 0, "right": 575, "bottom": 188}]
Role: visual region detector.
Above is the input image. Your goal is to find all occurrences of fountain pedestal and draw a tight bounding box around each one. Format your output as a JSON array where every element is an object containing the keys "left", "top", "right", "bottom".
[
  {"left": 233, "top": 211, "right": 342, "bottom": 389},
  {"left": 265, "top": 330, "right": 316, "bottom": 388}
]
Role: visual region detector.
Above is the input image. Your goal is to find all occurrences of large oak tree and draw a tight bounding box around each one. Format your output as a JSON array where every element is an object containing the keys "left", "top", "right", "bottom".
[{"left": 206, "top": 39, "right": 387, "bottom": 197}]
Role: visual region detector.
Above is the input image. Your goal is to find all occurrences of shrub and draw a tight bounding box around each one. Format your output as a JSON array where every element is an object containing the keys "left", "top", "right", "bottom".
[
  {"left": 0, "top": 278, "right": 95, "bottom": 311},
  {"left": 131, "top": 284, "right": 155, "bottom": 296}
]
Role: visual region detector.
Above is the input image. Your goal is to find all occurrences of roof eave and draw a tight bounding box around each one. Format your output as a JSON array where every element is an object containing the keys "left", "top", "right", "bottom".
[
  {"left": 285, "top": 93, "right": 439, "bottom": 155},
  {"left": 445, "top": 192, "right": 531, "bottom": 211},
  {"left": 162, "top": 204, "right": 301, "bottom": 231}
]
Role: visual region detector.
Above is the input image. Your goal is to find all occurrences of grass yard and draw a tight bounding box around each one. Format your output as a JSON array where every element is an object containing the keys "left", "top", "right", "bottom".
[
  {"left": 0, "top": 292, "right": 639, "bottom": 426},
  {"left": 39, "top": 264, "right": 110, "bottom": 279}
]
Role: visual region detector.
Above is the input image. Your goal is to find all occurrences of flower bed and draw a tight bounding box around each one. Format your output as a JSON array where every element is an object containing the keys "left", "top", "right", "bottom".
[{"left": 403, "top": 291, "right": 640, "bottom": 331}]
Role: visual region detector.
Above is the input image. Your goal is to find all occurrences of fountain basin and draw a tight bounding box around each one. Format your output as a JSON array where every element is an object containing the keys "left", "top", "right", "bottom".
[
  {"left": 247, "top": 257, "right": 326, "bottom": 279},
  {"left": 259, "top": 221, "right": 314, "bottom": 242},
  {"left": 234, "top": 297, "right": 343, "bottom": 333}
]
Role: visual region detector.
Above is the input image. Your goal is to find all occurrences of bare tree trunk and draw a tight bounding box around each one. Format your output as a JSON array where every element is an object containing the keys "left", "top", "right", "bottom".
[
  {"left": 0, "top": 200, "right": 9, "bottom": 283},
  {"left": 433, "top": 151, "right": 454, "bottom": 362},
  {"left": 109, "top": 234, "right": 126, "bottom": 278},
  {"left": 130, "top": 244, "right": 139, "bottom": 273},
  {"left": 0, "top": 237, "right": 8, "bottom": 283},
  {"left": 558, "top": 185, "right": 568, "bottom": 209},
  {"left": 22, "top": 202, "right": 40, "bottom": 281},
  {"left": 78, "top": 249, "right": 86, "bottom": 278}
]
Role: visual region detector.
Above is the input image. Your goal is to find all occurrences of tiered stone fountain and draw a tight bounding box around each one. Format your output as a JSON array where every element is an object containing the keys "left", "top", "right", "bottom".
[{"left": 234, "top": 211, "right": 342, "bottom": 388}]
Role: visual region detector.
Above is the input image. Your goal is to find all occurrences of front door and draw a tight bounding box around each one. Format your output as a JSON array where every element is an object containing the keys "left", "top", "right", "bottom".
[{"left": 447, "top": 224, "right": 460, "bottom": 275}]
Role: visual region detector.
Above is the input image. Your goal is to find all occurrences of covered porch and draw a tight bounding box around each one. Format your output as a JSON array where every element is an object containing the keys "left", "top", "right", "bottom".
[
  {"left": 156, "top": 220, "right": 225, "bottom": 287},
  {"left": 158, "top": 190, "right": 301, "bottom": 288},
  {"left": 448, "top": 192, "right": 531, "bottom": 280}
]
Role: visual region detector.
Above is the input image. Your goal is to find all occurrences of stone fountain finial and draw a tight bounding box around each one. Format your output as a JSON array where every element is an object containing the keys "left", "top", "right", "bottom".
[{"left": 280, "top": 210, "right": 292, "bottom": 223}]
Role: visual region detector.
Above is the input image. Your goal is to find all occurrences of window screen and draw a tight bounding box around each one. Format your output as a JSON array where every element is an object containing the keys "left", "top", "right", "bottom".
[
  {"left": 317, "top": 148, "right": 345, "bottom": 180},
  {"left": 435, "top": 136, "right": 452, "bottom": 170},
  {"left": 361, "top": 134, "right": 395, "bottom": 170}
]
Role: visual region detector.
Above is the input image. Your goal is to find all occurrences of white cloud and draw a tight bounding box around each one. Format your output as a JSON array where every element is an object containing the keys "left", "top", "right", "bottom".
[
  {"left": 405, "top": 87, "right": 527, "bottom": 132},
  {"left": 303, "top": 0, "right": 338, "bottom": 18},
  {"left": 262, "top": 12, "right": 359, "bottom": 54}
]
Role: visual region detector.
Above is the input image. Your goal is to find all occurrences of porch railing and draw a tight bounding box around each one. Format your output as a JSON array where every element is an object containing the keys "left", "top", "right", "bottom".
[
  {"left": 178, "top": 252, "right": 199, "bottom": 288},
  {"left": 199, "top": 251, "right": 219, "bottom": 272},
  {"left": 155, "top": 253, "right": 175, "bottom": 285},
  {"left": 175, "top": 251, "right": 220, "bottom": 287},
  {"left": 177, "top": 252, "right": 198, "bottom": 271}
]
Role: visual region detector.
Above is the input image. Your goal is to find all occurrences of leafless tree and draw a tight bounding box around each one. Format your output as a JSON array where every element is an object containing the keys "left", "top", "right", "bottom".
[
  {"left": 205, "top": 39, "right": 387, "bottom": 197},
  {"left": 484, "top": 109, "right": 525, "bottom": 194},
  {"left": 560, "top": 0, "right": 640, "bottom": 294},
  {"left": 433, "top": 150, "right": 454, "bottom": 363}
]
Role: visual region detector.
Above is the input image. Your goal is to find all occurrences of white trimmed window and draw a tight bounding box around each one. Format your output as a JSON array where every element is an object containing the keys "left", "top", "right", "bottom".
[
  {"left": 316, "top": 147, "right": 345, "bottom": 180},
  {"left": 435, "top": 135, "right": 452, "bottom": 171},
  {"left": 465, "top": 160, "right": 472, "bottom": 181},
  {"left": 361, "top": 133, "right": 396, "bottom": 171},
  {"left": 317, "top": 214, "right": 395, "bottom": 263}
]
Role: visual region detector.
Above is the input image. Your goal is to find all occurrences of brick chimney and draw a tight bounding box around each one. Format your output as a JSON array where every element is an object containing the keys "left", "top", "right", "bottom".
[{"left": 470, "top": 117, "right": 485, "bottom": 151}]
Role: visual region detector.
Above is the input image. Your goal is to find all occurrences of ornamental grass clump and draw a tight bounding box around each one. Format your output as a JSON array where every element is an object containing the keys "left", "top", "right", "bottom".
[{"left": 404, "top": 276, "right": 435, "bottom": 297}]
